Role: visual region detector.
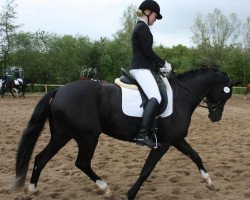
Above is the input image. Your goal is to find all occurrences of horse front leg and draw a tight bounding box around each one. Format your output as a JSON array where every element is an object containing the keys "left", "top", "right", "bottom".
[
  {"left": 10, "top": 88, "right": 16, "bottom": 98},
  {"left": 173, "top": 139, "right": 215, "bottom": 190},
  {"left": 19, "top": 86, "right": 26, "bottom": 98},
  {"left": 127, "top": 144, "right": 170, "bottom": 200},
  {"left": 20, "top": 89, "right": 25, "bottom": 98}
]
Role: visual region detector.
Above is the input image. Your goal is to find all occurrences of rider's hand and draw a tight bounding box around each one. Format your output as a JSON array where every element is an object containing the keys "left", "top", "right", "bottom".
[
  {"left": 164, "top": 61, "right": 172, "bottom": 73},
  {"left": 159, "top": 67, "right": 167, "bottom": 73},
  {"left": 159, "top": 61, "right": 172, "bottom": 73}
]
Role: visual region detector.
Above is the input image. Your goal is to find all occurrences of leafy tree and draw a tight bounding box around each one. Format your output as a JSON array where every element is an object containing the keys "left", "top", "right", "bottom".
[
  {"left": 243, "top": 17, "right": 250, "bottom": 50},
  {"left": 114, "top": 4, "right": 137, "bottom": 45},
  {"left": 45, "top": 34, "right": 89, "bottom": 83},
  {"left": 242, "top": 17, "right": 250, "bottom": 84},
  {"left": 9, "top": 31, "right": 55, "bottom": 82},
  {"left": 113, "top": 4, "right": 137, "bottom": 71},
  {"left": 155, "top": 44, "right": 193, "bottom": 73},
  {"left": 0, "top": 0, "right": 20, "bottom": 72},
  {"left": 191, "top": 9, "right": 241, "bottom": 68},
  {"left": 222, "top": 46, "right": 244, "bottom": 80}
]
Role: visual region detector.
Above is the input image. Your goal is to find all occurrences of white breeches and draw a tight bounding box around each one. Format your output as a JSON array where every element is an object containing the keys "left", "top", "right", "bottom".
[
  {"left": 17, "top": 78, "right": 23, "bottom": 83},
  {"left": 130, "top": 69, "right": 161, "bottom": 104}
]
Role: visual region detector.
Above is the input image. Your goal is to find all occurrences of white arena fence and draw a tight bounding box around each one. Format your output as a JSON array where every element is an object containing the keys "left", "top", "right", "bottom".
[{"left": 28, "top": 84, "right": 64, "bottom": 93}]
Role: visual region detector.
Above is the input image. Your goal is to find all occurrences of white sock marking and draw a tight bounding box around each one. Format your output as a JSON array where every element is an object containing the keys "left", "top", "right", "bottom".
[
  {"left": 200, "top": 170, "right": 213, "bottom": 186},
  {"left": 28, "top": 183, "right": 36, "bottom": 193},
  {"left": 96, "top": 180, "right": 111, "bottom": 196}
]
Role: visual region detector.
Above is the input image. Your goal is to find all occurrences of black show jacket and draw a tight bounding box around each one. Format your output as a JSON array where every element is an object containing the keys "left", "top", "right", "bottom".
[{"left": 131, "top": 21, "right": 165, "bottom": 72}]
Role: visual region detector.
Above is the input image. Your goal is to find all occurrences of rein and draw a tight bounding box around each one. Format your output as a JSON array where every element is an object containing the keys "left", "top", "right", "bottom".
[
  {"left": 161, "top": 72, "right": 211, "bottom": 110},
  {"left": 174, "top": 79, "right": 209, "bottom": 108}
]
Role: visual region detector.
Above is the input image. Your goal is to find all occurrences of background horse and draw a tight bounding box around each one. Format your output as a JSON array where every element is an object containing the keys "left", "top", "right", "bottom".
[
  {"left": 1, "top": 77, "right": 35, "bottom": 98},
  {"left": 0, "top": 79, "right": 4, "bottom": 90},
  {"left": 15, "top": 68, "right": 233, "bottom": 200},
  {"left": 244, "top": 83, "right": 250, "bottom": 99}
]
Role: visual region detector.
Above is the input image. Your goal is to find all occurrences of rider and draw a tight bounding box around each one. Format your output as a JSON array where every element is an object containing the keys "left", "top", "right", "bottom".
[{"left": 130, "top": 0, "right": 172, "bottom": 149}]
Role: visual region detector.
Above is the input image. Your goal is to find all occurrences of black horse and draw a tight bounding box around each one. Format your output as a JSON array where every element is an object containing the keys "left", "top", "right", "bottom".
[
  {"left": 15, "top": 68, "right": 233, "bottom": 199},
  {"left": 1, "top": 77, "right": 35, "bottom": 98}
]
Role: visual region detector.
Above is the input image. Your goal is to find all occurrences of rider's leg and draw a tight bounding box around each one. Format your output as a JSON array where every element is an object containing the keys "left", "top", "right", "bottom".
[
  {"left": 130, "top": 69, "right": 161, "bottom": 149},
  {"left": 134, "top": 97, "right": 160, "bottom": 148}
]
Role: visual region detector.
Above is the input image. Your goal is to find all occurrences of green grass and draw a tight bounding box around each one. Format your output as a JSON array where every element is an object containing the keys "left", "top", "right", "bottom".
[{"left": 232, "top": 87, "right": 246, "bottom": 94}]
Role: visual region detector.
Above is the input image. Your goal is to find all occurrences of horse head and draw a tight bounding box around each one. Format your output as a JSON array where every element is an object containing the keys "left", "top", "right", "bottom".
[
  {"left": 204, "top": 70, "right": 233, "bottom": 122},
  {"left": 23, "top": 77, "right": 36, "bottom": 87}
]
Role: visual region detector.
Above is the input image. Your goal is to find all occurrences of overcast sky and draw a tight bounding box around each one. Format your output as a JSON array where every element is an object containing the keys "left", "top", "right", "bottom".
[{"left": 1, "top": 0, "right": 250, "bottom": 47}]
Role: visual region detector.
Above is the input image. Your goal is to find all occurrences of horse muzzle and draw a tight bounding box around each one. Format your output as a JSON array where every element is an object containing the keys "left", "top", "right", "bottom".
[{"left": 208, "top": 112, "right": 222, "bottom": 122}]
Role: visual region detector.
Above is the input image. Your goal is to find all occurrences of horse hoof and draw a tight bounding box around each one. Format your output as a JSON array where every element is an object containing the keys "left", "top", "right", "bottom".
[
  {"left": 206, "top": 184, "right": 218, "bottom": 191},
  {"left": 96, "top": 180, "right": 112, "bottom": 197},
  {"left": 24, "top": 184, "right": 38, "bottom": 196},
  {"left": 105, "top": 188, "right": 112, "bottom": 197}
]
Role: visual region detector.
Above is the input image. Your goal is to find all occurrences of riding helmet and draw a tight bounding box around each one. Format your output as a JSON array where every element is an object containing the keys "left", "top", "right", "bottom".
[{"left": 139, "top": 0, "right": 162, "bottom": 19}]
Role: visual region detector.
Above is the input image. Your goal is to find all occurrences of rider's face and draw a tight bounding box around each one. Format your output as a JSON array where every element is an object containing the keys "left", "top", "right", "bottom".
[{"left": 148, "top": 12, "right": 157, "bottom": 26}]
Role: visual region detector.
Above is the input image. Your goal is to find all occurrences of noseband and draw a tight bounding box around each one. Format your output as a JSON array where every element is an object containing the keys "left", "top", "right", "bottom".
[{"left": 200, "top": 97, "right": 224, "bottom": 112}]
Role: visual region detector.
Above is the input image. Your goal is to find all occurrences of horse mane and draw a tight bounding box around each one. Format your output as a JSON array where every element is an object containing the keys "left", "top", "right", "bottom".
[{"left": 176, "top": 67, "right": 228, "bottom": 79}]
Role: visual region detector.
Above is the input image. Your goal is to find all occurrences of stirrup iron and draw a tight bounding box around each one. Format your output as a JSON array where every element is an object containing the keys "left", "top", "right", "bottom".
[{"left": 153, "top": 133, "right": 159, "bottom": 149}]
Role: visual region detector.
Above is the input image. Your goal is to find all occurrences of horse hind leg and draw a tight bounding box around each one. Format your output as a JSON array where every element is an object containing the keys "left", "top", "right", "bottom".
[
  {"left": 74, "top": 133, "right": 111, "bottom": 197},
  {"left": 27, "top": 136, "right": 70, "bottom": 195}
]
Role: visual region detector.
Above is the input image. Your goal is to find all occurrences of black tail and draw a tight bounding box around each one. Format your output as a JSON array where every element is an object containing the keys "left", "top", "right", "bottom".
[{"left": 15, "top": 89, "right": 57, "bottom": 190}]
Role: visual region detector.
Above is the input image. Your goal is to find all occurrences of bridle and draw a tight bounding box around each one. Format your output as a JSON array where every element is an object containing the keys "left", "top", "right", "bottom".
[
  {"left": 200, "top": 97, "right": 224, "bottom": 113},
  {"left": 176, "top": 79, "right": 232, "bottom": 112}
]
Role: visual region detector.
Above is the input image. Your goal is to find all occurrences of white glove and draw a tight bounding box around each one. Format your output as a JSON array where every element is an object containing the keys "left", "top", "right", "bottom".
[
  {"left": 159, "top": 61, "right": 172, "bottom": 73},
  {"left": 164, "top": 61, "right": 172, "bottom": 72},
  {"left": 160, "top": 66, "right": 167, "bottom": 73}
]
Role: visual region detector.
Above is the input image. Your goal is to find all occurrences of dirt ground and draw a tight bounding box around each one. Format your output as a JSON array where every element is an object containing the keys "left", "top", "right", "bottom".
[{"left": 0, "top": 94, "right": 249, "bottom": 200}]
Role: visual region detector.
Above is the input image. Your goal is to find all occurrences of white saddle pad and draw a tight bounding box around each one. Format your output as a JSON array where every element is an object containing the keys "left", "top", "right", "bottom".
[
  {"left": 14, "top": 80, "right": 20, "bottom": 85},
  {"left": 120, "top": 77, "right": 173, "bottom": 118}
]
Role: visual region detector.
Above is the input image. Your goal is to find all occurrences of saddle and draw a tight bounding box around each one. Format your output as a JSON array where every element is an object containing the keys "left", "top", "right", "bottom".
[{"left": 115, "top": 68, "right": 168, "bottom": 115}]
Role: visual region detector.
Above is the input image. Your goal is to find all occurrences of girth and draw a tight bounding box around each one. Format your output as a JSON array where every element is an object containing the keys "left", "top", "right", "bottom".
[{"left": 118, "top": 69, "right": 168, "bottom": 114}]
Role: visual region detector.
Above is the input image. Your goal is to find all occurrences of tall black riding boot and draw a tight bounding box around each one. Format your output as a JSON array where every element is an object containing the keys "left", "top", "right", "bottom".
[{"left": 134, "top": 98, "right": 160, "bottom": 149}]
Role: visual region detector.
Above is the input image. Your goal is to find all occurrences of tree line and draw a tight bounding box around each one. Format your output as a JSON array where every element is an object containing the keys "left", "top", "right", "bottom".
[{"left": 0, "top": 0, "right": 249, "bottom": 84}]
